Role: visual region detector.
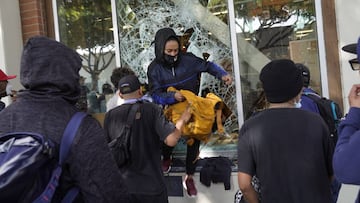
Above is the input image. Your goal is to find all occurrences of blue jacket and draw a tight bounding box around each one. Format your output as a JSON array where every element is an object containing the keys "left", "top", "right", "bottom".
[
  {"left": 333, "top": 107, "right": 360, "bottom": 202},
  {"left": 147, "top": 28, "right": 227, "bottom": 105},
  {"left": 301, "top": 87, "right": 320, "bottom": 113}
]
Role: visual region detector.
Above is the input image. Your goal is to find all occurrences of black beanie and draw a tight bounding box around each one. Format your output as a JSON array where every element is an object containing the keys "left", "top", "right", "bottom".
[{"left": 260, "top": 59, "right": 303, "bottom": 103}]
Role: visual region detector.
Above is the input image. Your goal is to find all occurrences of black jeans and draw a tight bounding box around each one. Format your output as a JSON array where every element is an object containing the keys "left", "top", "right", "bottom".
[{"left": 162, "top": 138, "right": 200, "bottom": 175}]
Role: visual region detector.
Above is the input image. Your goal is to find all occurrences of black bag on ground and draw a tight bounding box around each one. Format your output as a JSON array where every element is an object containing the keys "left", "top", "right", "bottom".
[
  {"left": 303, "top": 93, "right": 343, "bottom": 144},
  {"left": 108, "top": 103, "right": 140, "bottom": 168},
  {"left": 0, "top": 112, "right": 86, "bottom": 203}
]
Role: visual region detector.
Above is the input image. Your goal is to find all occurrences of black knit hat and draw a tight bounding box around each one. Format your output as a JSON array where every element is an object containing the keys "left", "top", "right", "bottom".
[
  {"left": 118, "top": 75, "right": 141, "bottom": 94},
  {"left": 260, "top": 59, "right": 303, "bottom": 103}
]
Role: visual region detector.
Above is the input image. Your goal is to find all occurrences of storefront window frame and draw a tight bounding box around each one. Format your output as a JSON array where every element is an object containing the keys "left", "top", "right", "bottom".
[{"left": 51, "top": 0, "right": 331, "bottom": 163}]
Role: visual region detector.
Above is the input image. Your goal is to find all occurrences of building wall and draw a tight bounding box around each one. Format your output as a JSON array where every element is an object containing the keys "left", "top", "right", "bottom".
[
  {"left": 19, "top": 0, "right": 47, "bottom": 41},
  {"left": 0, "top": 0, "right": 52, "bottom": 105}
]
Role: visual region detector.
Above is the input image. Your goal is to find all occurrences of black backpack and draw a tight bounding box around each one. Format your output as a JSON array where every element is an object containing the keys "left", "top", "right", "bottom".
[
  {"left": 0, "top": 112, "right": 86, "bottom": 203},
  {"left": 108, "top": 103, "right": 140, "bottom": 168},
  {"left": 303, "top": 92, "right": 343, "bottom": 144}
]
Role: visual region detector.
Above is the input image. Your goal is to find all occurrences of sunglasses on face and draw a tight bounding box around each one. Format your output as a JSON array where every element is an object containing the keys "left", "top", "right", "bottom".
[{"left": 349, "top": 58, "right": 360, "bottom": 71}]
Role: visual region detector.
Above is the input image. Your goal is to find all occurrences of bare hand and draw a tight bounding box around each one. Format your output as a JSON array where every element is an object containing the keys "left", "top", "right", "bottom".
[
  {"left": 348, "top": 84, "right": 360, "bottom": 108},
  {"left": 180, "top": 106, "right": 192, "bottom": 123},
  {"left": 222, "top": 74, "right": 233, "bottom": 85},
  {"left": 10, "top": 90, "right": 17, "bottom": 102},
  {"left": 174, "top": 91, "right": 185, "bottom": 102}
]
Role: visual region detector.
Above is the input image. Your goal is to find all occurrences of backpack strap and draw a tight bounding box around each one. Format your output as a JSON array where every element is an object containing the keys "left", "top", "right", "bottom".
[
  {"left": 109, "top": 103, "right": 140, "bottom": 144},
  {"left": 34, "top": 112, "right": 87, "bottom": 203},
  {"left": 303, "top": 92, "right": 340, "bottom": 120},
  {"left": 59, "top": 112, "right": 87, "bottom": 164},
  {"left": 330, "top": 102, "right": 339, "bottom": 120},
  {"left": 59, "top": 112, "right": 87, "bottom": 203},
  {"left": 302, "top": 91, "right": 321, "bottom": 99},
  {"left": 126, "top": 103, "right": 140, "bottom": 128}
]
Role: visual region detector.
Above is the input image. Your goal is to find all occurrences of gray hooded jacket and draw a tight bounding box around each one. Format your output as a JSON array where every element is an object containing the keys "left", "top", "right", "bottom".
[{"left": 0, "top": 36, "right": 128, "bottom": 202}]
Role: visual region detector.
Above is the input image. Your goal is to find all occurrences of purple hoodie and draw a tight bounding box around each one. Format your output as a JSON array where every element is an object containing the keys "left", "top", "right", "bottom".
[{"left": 333, "top": 107, "right": 360, "bottom": 202}]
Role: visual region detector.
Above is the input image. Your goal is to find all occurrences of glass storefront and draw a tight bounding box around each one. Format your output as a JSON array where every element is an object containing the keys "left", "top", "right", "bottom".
[
  {"left": 231, "top": 0, "right": 321, "bottom": 121},
  {"left": 56, "top": 0, "right": 116, "bottom": 114},
  {"left": 55, "top": 0, "right": 322, "bottom": 161},
  {"left": 114, "top": 0, "right": 238, "bottom": 159}
]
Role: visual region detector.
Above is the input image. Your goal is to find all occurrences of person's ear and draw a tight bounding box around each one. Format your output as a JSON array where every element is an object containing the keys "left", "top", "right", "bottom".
[
  {"left": 119, "top": 92, "right": 124, "bottom": 99},
  {"left": 293, "top": 92, "right": 302, "bottom": 103}
]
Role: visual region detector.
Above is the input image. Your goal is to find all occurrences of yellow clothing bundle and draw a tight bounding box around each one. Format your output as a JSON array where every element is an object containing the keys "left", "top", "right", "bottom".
[{"left": 164, "top": 87, "right": 228, "bottom": 145}]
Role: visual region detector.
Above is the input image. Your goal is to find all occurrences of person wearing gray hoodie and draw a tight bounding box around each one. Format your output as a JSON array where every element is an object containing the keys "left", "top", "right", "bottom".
[{"left": 0, "top": 36, "right": 128, "bottom": 202}]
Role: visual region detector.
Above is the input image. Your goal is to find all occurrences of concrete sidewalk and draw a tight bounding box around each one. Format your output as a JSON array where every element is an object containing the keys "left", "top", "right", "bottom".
[{"left": 337, "top": 184, "right": 359, "bottom": 203}]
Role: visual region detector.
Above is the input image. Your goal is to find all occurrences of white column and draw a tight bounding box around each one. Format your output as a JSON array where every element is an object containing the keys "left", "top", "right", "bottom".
[
  {"left": 0, "top": 0, "right": 23, "bottom": 105},
  {"left": 336, "top": 0, "right": 360, "bottom": 113}
]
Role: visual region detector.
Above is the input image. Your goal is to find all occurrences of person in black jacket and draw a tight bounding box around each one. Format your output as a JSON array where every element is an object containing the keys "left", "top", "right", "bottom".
[
  {"left": 238, "top": 59, "right": 333, "bottom": 203},
  {"left": 147, "top": 27, "right": 232, "bottom": 197},
  {"left": 0, "top": 36, "right": 129, "bottom": 202},
  {"left": 104, "top": 75, "right": 191, "bottom": 203}
]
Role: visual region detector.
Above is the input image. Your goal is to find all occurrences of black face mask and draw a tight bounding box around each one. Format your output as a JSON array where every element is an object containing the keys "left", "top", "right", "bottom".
[{"left": 164, "top": 54, "right": 178, "bottom": 66}]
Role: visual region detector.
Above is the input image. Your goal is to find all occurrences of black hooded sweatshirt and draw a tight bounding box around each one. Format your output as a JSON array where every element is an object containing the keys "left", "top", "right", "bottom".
[
  {"left": 147, "top": 27, "right": 228, "bottom": 105},
  {"left": 0, "top": 36, "right": 128, "bottom": 202}
]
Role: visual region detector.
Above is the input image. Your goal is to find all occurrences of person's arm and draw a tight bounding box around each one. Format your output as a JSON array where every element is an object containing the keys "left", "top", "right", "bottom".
[
  {"left": 238, "top": 172, "right": 259, "bottom": 203},
  {"left": 183, "top": 53, "right": 233, "bottom": 85},
  {"left": 164, "top": 107, "right": 191, "bottom": 146},
  {"left": 221, "top": 74, "right": 233, "bottom": 85},
  {"left": 333, "top": 84, "right": 360, "bottom": 184},
  {"left": 333, "top": 108, "right": 360, "bottom": 183},
  {"left": 203, "top": 59, "right": 232, "bottom": 85},
  {"left": 237, "top": 123, "right": 259, "bottom": 202},
  {"left": 147, "top": 65, "right": 177, "bottom": 105}
]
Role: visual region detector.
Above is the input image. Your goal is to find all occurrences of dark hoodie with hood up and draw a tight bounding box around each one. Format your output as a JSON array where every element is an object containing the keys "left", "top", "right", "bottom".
[
  {"left": 147, "top": 27, "right": 228, "bottom": 105},
  {"left": 0, "top": 36, "right": 128, "bottom": 202}
]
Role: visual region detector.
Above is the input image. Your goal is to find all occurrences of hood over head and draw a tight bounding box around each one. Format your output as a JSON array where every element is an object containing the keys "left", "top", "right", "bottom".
[
  {"left": 20, "top": 36, "right": 82, "bottom": 104},
  {"left": 153, "top": 28, "right": 180, "bottom": 64}
]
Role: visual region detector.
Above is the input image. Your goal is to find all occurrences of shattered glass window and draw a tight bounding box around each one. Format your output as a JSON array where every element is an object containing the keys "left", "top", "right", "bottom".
[
  {"left": 115, "top": 0, "right": 239, "bottom": 161},
  {"left": 55, "top": 0, "right": 322, "bottom": 166}
]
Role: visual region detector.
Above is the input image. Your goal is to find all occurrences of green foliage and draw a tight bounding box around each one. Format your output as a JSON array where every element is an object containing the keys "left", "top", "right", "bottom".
[
  {"left": 56, "top": 0, "right": 115, "bottom": 92},
  {"left": 57, "top": 0, "right": 113, "bottom": 49}
]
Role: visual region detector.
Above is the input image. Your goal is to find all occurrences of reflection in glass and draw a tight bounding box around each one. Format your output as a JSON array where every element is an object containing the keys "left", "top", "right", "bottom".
[
  {"left": 56, "top": 0, "right": 115, "bottom": 114},
  {"left": 232, "top": 0, "right": 321, "bottom": 120}
]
